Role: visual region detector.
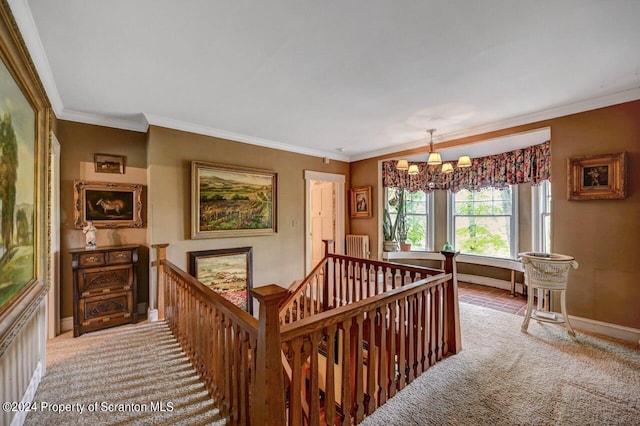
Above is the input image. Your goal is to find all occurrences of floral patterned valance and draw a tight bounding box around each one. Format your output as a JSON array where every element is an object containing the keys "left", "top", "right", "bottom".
[{"left": 383, "top": 140, "right": 550, "bottom": 193}]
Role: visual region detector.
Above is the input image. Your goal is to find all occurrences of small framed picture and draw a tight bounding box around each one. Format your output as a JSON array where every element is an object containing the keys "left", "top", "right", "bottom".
[
  {"left": 351, "top": 186, "right": 372, "bottom": 218},
  {"left": 94, "top": 153, "right": 125, "bottom": 174},
  {"left": 567, "top": 152, "right": 627, "bottom": 200}
]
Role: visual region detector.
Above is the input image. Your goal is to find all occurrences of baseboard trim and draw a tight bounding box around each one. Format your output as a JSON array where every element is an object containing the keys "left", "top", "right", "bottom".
[
  {"left": 569, "top": 315, "right": 640, "bottom": 346},
  {"left": 60, "top": 317, "right": 73, "bottom": 333},
  {"left": 459, "top": 274, "right": 640, "bottom": 346},
  {"left": 10, "top": 361, "right": 42, "bottom": 426},
  {"left": 458, "top": 273, "right": 525, "bottom": 294}
]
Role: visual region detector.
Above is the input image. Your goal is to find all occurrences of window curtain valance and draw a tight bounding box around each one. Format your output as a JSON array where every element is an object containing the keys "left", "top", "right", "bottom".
[{"left": 383, "top": 140, "right": 550, "bottom": 193}]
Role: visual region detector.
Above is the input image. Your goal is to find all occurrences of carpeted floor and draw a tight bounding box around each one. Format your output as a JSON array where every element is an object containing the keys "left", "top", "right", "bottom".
[
  {"left": 24, "top": 303, "right": 640, "bottom": 426},
  {"left": 25, "top": 321, "right": 224, "bottom": 426},
  {"left": 361, "top": 303, "right": 640, "bottom": 426}
]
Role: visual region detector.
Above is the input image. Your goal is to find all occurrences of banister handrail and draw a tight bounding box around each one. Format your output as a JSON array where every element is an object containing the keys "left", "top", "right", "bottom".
[
  {"left": 161, "top": 258, "right": 259, "bottom": 335},
  {"left": 280, "top": 272, "right": 451, "bottom": 341},
  {"left": 279, "top": 255, "right": 328, "bottom": 309},
  {"left": 328, "top": 252, "right": 444, "bottom": 276}
]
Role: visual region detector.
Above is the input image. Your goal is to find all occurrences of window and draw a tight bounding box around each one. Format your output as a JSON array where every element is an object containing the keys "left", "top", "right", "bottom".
[
  {"left": 448, "top": 186, "right": 517, "bottom": 258},
  {"left": 532, "top": 180, "right": 551, "bottom": 252},
  {"left": 386, "top": 188, "right": 434, "bottom": 250}
]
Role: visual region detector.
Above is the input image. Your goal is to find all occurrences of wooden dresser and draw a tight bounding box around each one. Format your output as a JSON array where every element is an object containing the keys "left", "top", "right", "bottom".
[{"left": 71, "top": 245, "right": 139, "bottom": 337}]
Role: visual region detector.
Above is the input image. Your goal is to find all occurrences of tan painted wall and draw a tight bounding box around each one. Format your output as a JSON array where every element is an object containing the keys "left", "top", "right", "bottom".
[
  {"left": 349, "top": 100, "right": 640, "bottom": 329},
  {"left": 147, "top": 125, "right": 350, "bottom": 311},
  {"left": 56, "top": 120, "right": 148, "bottom": 318}
]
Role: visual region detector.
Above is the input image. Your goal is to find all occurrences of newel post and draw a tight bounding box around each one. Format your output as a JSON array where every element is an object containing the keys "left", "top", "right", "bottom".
[
  {"left": 441, "top": 250, "right": 462, "bottom": 354},
  {"left": 152, "top": 243, "right": 169, "bottom": 320},
  {"left": 251, "top": 284, "right": 289, "bottom": 425}
]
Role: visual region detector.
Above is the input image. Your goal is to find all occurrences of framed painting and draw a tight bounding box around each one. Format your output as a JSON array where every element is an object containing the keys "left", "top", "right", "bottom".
[
  {"left": 94, "top": 153, "right": 125, "bottom": 174},
  {"left": 188, "top": 247, "right": 253, "bottom": 314},
  {"left": 73, "top": 180, "right": 144, "bottom": 228},
  {"left": 191, "top": 161, "right": 277, "bottom": 238},
  {"left": 0, "top": 4, "right": 50, "bottom": 351},
  {"left": 351, "top": 186, "right": 372, "bottom": 218},
  {"left": 567, "top": 152, "right": 627, "bottom": 200}
]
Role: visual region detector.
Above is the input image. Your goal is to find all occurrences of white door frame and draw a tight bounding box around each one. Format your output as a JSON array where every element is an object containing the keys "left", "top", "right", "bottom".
[
  {"left": 48, "top": 133, "right": 61, "bottom": 338},
  {"left": 304, "top": 170, "right": 345, "bottom": 275}
]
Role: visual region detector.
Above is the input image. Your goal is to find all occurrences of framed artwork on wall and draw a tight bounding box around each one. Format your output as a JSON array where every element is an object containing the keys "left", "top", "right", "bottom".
[
  {"left": 191, "top": 161, "right": 277, "bottom": 239},
  {"left": 94, "top": 153, "right": 125, "bottom": 174},
  {"left": 0, "top": 4, "right": 51, "bottom": 349},
  {"left": 567, "top": 152, "right": 627, "bottom": 200},
  {"left": 73, "top": 180, "right": 144, "bottom": 228},
  {"left": 351, "top": 186, "right": 372, "bottom": 218},
  {"left": 188, "top": 247, "right": 253, "bottom": 314}
]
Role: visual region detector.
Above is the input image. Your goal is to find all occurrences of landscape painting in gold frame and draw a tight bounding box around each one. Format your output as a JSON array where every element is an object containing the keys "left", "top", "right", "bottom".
[
  {"left": 567, "top": 152, "right": 626, "bottom": 200},
  {"left": 191, "top": 162, "right": 277, "bottom": 239},
  {"left": 0, "top": 4, "right": 50, "bottom": 349}
]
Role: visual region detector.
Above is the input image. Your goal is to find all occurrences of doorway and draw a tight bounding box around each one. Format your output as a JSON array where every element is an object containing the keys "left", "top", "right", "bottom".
[{"left": 304, "top": 171, "right": 345, "bottom": 275}]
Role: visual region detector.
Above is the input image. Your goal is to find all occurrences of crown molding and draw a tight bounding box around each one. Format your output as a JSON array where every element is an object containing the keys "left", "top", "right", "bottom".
[
  {"left": 143, "top": 113, "right": 351, "bottom": 162},
  {"left": 8, "top": 0, "right": 63, "bottom": 114},
  {"left": 350, "top": 87, "right": 640, "bottom": 162},
  {"left": 58, "top": 109, "right": 149, "bottom": 133}
]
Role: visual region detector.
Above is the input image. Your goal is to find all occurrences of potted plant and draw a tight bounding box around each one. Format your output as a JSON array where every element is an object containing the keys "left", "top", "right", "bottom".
[
  {"left": 383, "top": 209, "right": 399, "bottom": 252},
  {"left": 382, "top": 188, "right": 406, "bottom": 252},
  {"left": 397, "top": 214, "right": 411, "bottom": 251}
]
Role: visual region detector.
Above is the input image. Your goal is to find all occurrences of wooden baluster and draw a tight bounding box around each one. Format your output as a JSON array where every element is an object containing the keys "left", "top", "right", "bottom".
[
  {"left": 288, "top": 337, "right": 304, "bottom": 425},
  {"left": 378, "top": 304, "right": 388, "bottom": 405},
  {"left": 388, "top": 300, "right": 397, "bottom": 398},
  {"left": 366, "top": 309, "right": 377, "bottom": 414},
  {"left": 407, "top": 293, "right": 416, "bottom": 383},
  {"left": 417, "top": 290, "right": 426, "bottom": 374},
  {"left": 251, "top": 285, "right": 288, "bottom": 425},
  {"left": 323, "top": 256, "right": 330, "bottom": 311},
  {"left": 325, "top": 324, "right": 337, "bottom": 425},
  {"left": 341, "top": 319, "right": 353, "bottom": 424},
  {"left": 309, "top": 330, "right": 322, "bottom": 426},
  {"left": 239, "top": 328, "right": 249, "bottom": 425},
  {"left": 230, "top": 323, "right": 239, "bottom": 423},
  {"left": 437, "top": 283, "right": 444, "bottom": 361},
  {"left": 354, "top": 313, "right": 365, "bottom": 423},
  {"left": 429, "top": 287, "right": 437, "bottom": 366},
  {"left": 397, "top": 296, "right": 406, "bottom": 390}
]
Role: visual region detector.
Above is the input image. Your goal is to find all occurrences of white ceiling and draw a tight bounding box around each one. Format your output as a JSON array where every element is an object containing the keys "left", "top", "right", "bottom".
[{"left": 10, "top": 0, "right": 640, "bottom": 162}]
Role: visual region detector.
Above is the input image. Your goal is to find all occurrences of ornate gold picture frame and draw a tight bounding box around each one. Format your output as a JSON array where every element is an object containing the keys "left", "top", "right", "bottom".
[
  {"left": 567, "top": 152, "right": 627, "bottom": 200},
  {"left": 0, "top": 4, "right": 50, "bottom": 352},
  {"left": 73, "top": 180, "right": 144, "bottom": 228},
  {"left": 351, "top": 186, "right": 372, "bottom": 218},
  {"left": 191, "top": 161, "right": 277, "bottom": 239}
]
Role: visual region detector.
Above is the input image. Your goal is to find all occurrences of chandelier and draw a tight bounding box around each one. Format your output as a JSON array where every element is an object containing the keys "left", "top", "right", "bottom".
[{"left": 396, "top": 128, "right": 472, "bottom": 174}]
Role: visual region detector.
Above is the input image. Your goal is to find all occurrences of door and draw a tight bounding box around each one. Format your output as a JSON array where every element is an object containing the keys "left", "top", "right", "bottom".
[
  {"left": 304, "top": 171, "right": 345, "bottom": 275},
  {"left": 310, "top": 180, "right": 336, "bottom": 268}
]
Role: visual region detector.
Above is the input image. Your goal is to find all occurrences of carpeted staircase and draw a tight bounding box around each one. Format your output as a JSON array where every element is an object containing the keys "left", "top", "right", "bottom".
[{"left": 25, "top": 321, "right": 225, "bottom": 426}]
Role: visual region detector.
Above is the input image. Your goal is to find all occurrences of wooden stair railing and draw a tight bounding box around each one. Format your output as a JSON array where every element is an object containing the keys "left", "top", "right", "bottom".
[
  {"left": 154, "top": 243, "right": 461, "bottom": 426},
  {"left": 280, "top": 271, "right": 455, "bottom": 424},
  {"left": 280, "top": 240, "right": 445, "bottom": 326}
]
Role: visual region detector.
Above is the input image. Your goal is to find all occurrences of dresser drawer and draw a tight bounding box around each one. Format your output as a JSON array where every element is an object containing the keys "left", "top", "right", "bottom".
[
  {"left": 108, "top": 250, "right": 133, "bottom": 265},
  {"left": 78, "top": 291, "right": 133, "bottom": 333},
  {"left": 77, "top": 265, "right": 133, "bottom": 296},
  {"left": 77, "top": 252, "right": 106, "bottom": 267}
]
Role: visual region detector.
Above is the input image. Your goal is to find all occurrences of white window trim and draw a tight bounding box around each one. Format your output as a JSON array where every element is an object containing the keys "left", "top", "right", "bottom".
[
  {"left": 447, "top": 186, "right": 519, "bottom": 260},
  {"left": 531, "top": 180, "right": 551, "bottom": 252},
  {"left": 384, "top": 188, "right": 435, "bottom": 251}
]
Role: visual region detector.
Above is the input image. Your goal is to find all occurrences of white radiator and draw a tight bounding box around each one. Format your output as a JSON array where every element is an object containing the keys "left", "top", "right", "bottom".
[{"left": 346, "top": 234, "right": 370, "bottom": 258}]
